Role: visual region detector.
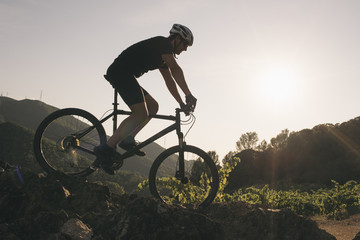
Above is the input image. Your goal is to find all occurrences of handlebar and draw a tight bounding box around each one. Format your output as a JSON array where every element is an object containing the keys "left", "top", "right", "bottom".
[{"left": 177, "top": 105, "right": 193, "bottom": 116}]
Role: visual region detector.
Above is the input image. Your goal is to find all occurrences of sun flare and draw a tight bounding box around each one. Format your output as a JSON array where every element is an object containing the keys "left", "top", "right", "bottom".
[{"left": 259, "top": 67, "right": 297, "bottom": 104}]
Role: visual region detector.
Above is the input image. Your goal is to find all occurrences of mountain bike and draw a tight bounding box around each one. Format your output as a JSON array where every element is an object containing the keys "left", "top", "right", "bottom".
[{"left": 33, "top": 88, "right": 219, "bottom": 208}]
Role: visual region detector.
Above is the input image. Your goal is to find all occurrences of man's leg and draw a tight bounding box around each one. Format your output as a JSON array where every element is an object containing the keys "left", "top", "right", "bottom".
[
  {"left": 96, "top": 73, "right": 152, "bottom": 173},
  {"left": 106, "top": 101, "right": 150, "bottom": 148},
  {"left": 95, "top": 102, "right": 149, "bottom": 174},
  {"left": 127, "top": 93, "right": 159, "bottom": 139}
]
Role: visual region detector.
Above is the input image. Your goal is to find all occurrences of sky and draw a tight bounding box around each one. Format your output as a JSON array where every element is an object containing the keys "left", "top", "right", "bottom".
[{"left": 1, "top": 0, "right": 360, "bottom": 160}]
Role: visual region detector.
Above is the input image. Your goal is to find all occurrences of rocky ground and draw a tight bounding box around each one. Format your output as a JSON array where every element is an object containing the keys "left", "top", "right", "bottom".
[{"left": 0, "top": 161, "right": 356, "bottom": 240}]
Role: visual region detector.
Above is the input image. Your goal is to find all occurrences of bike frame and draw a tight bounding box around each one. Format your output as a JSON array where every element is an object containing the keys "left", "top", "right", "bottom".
[{"left": 94, "top": 89, "right": 186, "bottom": 174}]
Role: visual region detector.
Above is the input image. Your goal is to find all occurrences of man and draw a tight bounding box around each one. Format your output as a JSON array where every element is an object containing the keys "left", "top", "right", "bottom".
[{"left": 94, "top": 24, "right": 197, "bottom": 174}]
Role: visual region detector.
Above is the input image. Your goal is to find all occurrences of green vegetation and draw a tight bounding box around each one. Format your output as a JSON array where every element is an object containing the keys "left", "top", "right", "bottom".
[
  {"left": 221, "top": 179, "right": 360, "bottom": 219},
  {"left": 139, "top": 176, "right": 212, "bottom": 205},
  {"left": 219, "top": 158, "right": 360, "bottom": 219},
  {"left": 216, "top": 158, "right": 360, "bottom": 219},
  {"left": 148, "top": 157, "right": 360, "bottom": 219}
]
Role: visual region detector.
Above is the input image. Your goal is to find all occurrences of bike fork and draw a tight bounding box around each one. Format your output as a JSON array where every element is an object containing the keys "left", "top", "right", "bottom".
[{"left": 176, "top": 132, "right": 188, "bottom": 184}]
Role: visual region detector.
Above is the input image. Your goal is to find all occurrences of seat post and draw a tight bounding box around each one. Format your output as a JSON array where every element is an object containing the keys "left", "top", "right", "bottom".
[{"left": 112, "top": 88, "right": 118, "bottom": 134}]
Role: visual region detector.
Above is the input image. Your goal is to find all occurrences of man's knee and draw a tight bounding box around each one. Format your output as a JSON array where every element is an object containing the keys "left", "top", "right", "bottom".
[
  {"left": 149, "top": 101, "right": 159, "bottom": 115},
  {"left": 145, "top": 95, "right": 159, "bottom": 115},
  {"left": 130, "top": 103, "right": 149, "bottom": 120}
]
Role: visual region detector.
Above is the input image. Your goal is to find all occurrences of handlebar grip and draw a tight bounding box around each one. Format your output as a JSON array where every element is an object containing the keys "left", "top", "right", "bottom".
[{"left": 178, "top": 106, "right": 192, "bottom": 116}]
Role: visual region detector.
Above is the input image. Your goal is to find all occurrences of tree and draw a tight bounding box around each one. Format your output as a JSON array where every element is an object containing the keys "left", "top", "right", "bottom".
[
  {"left": 270, "top": 129, "right": 289, "bottom": 149},
  {"left": 207, "top": 150, "right": 220, "bottom": 166},
  {"left": 190, "top": 159, "right": 206, "bottom": 184},
  {"left": 222, "top": 151, "right": 236, "bottom": 165},
  {"left": 256, "top": 139, "right": 268, "bottom": 152},
  {"left": 190, "top": 151, "right": 219, "bottom": 184},
  {"left": 236, "top": 132, "right": 259, "bottom": 152}
]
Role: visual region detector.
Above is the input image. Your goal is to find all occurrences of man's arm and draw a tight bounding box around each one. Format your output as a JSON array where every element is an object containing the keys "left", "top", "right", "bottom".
[
  {"left": 159, "top": 67, "right": 184, "bottom": 105},
  {"left": 161, "top": 54, "right": 191, "bottom": 96}
]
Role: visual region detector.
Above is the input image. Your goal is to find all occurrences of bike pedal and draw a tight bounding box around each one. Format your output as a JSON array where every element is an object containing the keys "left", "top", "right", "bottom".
[
  {"left": 112, "top": 153, "right": 124, "bottom": 169},
  {"left": 129, "top": 150, "right": 146, "bottom": 157}
]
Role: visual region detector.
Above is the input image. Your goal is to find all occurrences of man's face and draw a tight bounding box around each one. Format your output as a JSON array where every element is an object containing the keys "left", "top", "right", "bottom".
[{"left": 175, "top": 37, "right": 189, "bottom": 55}]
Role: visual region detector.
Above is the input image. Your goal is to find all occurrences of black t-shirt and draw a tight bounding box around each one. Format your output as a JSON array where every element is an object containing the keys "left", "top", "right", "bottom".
[{"left": 108, "top": 36, "right": 173, "bottom": 77}]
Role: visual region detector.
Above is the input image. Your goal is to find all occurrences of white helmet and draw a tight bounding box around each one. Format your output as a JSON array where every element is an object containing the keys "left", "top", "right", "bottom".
[{"left": 169, "top": 24, "right": 194, "bottom": 46}]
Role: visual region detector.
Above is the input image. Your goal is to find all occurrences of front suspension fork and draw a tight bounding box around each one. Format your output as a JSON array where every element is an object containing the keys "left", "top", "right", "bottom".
[{"left": 176, "top": 133, "right": 188, "bottom": 184}]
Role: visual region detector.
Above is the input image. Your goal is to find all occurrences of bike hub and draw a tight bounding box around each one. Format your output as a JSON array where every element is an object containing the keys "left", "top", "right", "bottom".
[{"left": 60, "top": 135, "right": 80, "bottom": 153}]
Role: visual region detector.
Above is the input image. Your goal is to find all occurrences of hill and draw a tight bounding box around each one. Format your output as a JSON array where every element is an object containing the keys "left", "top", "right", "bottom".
[
  {"left": 0, "top": 122, "right": 42, "bottom": 172},
  {"left": 0, "top": 163, "right": 336, "bottom": 240},
  {"left": 0, "top": 96, "right": 170, "bottom": 177},
  {"left": 0, "top": 96, "right": 57, "bottom": 131},
  {"left": 226, "top": 116, "right": 360, "bottom": 190},
  {"left": 0, "top": 96, "right": 188, "bottom": 193},
  {"left": 0, "top": 121, "right": 144, "bottom": 193}
]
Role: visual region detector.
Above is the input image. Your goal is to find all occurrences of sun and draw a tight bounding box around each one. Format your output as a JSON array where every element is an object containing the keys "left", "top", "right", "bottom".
[{"left": 258, "top": 67, "right": 297, "bottom": 104}]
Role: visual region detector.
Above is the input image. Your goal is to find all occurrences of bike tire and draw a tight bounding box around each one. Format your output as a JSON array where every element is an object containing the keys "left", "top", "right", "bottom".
[
  {"left": 149, "top": 145, "right": 219, "bottom": 208},
  {"left": 33, "top": 108, "right": 107, "bottom": 177}
]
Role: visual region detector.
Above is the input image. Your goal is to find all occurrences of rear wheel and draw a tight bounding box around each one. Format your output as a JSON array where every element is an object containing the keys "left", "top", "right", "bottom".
[
  {"left": 33, "top": 108, "right": 106, "bottom": 177},
  {"left": 149, "top": 145, "right": 219, "bottom": 208}
]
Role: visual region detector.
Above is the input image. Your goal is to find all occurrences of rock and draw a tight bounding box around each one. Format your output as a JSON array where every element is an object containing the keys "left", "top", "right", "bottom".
[
  {"left": 81, "top": 196, "right": 222, "bottom": 240},
  {"left": 206, "top": 202, "right": 336, "bottom": 240},
  {"left": 61, "top": 218, "right": 93, "bottom": 240}
]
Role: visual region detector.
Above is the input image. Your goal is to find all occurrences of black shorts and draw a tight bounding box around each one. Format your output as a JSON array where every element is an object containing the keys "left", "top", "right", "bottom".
[{"left": 104, "top": 72, "right": 149, "bottom": 107}]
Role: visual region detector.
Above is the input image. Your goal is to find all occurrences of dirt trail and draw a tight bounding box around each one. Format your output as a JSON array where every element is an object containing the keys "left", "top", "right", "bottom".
[{"left": 313, "top": 214, "right": 360, "bottom": 240}]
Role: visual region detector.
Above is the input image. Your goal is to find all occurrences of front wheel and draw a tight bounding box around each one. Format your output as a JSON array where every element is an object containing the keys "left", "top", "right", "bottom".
[
  {"left": 33, "top": 108, "right": 107, "bottom": 177},
  {"left": 149, "top": 145, "right": 219, "bottom": 208}
]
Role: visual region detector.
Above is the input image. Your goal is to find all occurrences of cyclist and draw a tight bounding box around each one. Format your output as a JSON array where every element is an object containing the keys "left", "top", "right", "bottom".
[{"left": 94, "top": 24, "right": 197, "bottom": 174}]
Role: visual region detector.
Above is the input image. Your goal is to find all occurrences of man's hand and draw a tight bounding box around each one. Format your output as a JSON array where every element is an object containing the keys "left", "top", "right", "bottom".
[
  {"left": 186, "top": 94, "right": 197, "bottom": 111},
  {"left": 180, "top": 102, "right": 191, "bottom": 116}
]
